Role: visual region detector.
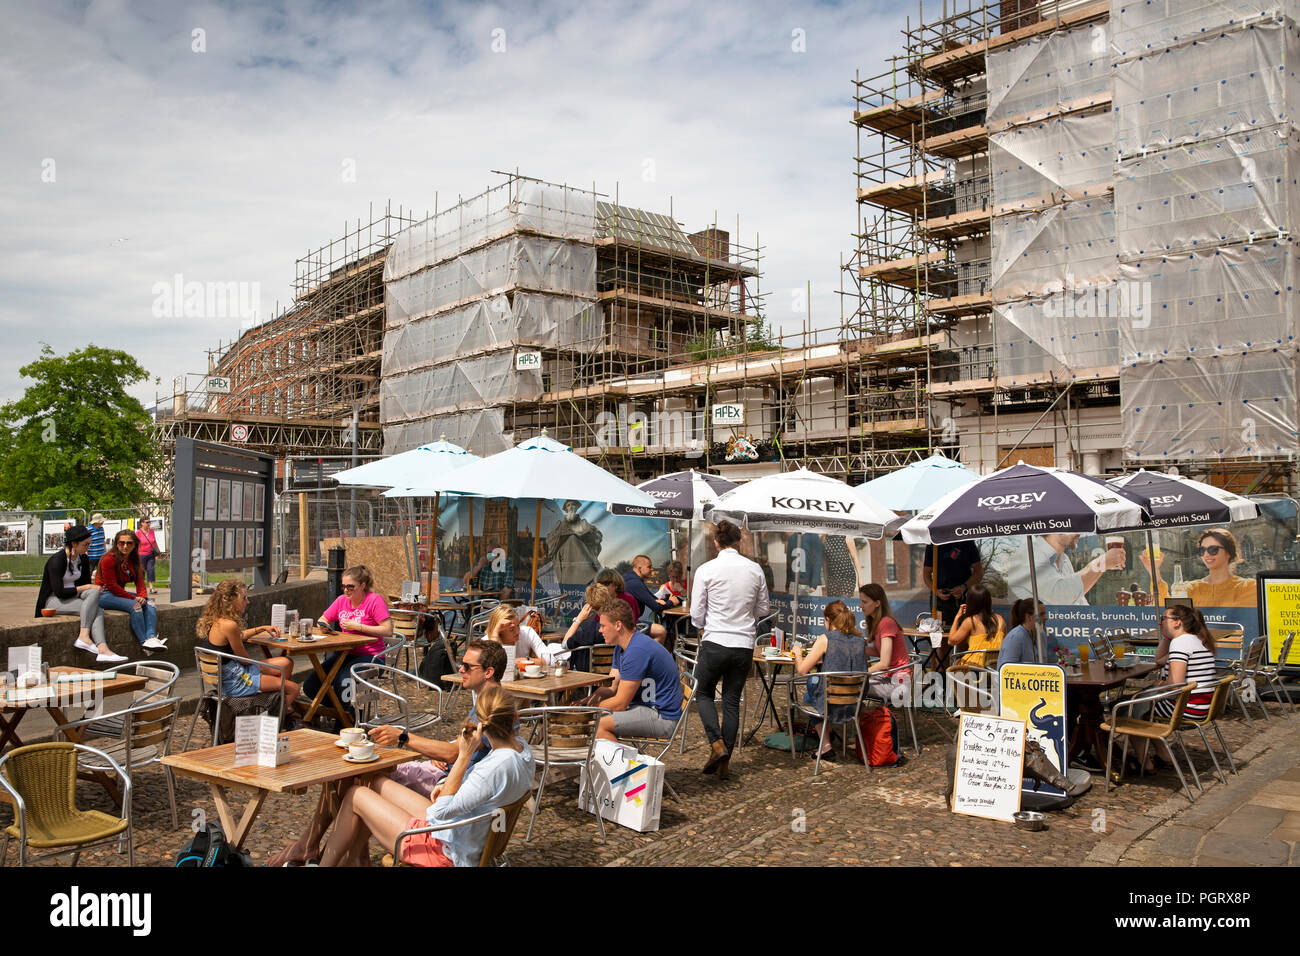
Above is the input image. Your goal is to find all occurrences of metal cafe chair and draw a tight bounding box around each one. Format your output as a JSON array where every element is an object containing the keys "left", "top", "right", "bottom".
[
  {"left": 391, "top": 791, "right": 530, "bottom": 868},
  {"left": 516, "top": 706, "right": 605, "bottom": 842},
  {"left": 1177, "top": 675, "right": 1239, "bottom": 785},
  {"left": 351, "top": 662, "right": 445, "bottom": 734},
  {"left": 867, "top": 658, "right": 921, "bottom": 756},
  {"left": 1102, "top": 681, "right": 1201, "bottom": 802},
  {"left": 1228, "top": 637, "right": 1273, "bottom": 729},
  {"left": 83, "top": 661, "right": 179, "bottom": 738},
  {"left": 1251, "top": 631, "right": 1298, "bottom": 714},
  {"left": 613, "top": 671, "right": 697, "bottom": 802},
  {"left": 182, "top": 648, "right": 286, "bottom": 750},
  {"left": 785, "top": 670, "right": 871, "bottom": 776}
]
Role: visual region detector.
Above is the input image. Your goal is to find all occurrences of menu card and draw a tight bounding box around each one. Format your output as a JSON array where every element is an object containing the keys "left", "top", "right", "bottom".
[
  {"left": 951, "top": 713, "right": 1025, "bottom": 822},
  {"left": 401, "top": 581, "right": 420, "bottom": 603},
  {"left": 233, "top": 715, "right": 289, "bottom": 767},
  {"left": 8, "top": 646, "right": 40, "bottom": 677},
  {"left": 270, "top": 604, "right": 287, "bottom": 633}
]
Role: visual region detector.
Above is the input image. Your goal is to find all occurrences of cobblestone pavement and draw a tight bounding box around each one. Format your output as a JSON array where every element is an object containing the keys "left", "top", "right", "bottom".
[{"left": 4, "top": 678, "right": 1296, "bottom": 867}]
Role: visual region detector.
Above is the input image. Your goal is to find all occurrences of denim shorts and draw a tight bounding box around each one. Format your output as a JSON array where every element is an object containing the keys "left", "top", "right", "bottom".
[{"left": 221, "top": 659, "right": 262, "bottom": 697}]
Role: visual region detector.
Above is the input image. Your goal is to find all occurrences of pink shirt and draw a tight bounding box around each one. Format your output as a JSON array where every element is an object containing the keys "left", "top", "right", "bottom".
[
  {"left": 870, "top": 617, "right": 911, "bottom": 680},
  {"left": 322, "top": 591, "right": 390, "bottom": 656},
  {"left": 136, "top": 526, "right": 157, "bottom": 557}
]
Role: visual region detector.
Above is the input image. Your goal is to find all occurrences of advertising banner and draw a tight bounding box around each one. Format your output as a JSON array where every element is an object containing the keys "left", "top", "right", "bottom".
[{"left": 1000, "top": 663, "right": 1068, "bottom": 799}]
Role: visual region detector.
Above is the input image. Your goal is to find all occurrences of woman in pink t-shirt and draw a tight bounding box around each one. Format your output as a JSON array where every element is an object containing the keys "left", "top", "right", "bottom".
[
  {"left": 303, "top": 565, "right": 392, "bottom": 721},
  {"left": 860, "top": 583, "right": 911, "bottom": 702},
  {"left": 136, "top": 517, "right": 160, "bottom": 595}
]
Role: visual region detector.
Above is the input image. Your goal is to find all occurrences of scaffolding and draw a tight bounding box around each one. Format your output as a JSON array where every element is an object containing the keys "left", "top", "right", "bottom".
[{"left": 850, "top": 0, "right": 1299, "bottom": 491}]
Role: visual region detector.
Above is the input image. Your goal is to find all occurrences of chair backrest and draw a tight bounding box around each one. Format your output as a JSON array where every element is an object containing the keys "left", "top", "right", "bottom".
[
  {"left": 1275, "top": 631, "right": 1297, "bottom": 668},
  {"left": 0, "top": 743, "right": 79, "bottom": 827},
  {"left": 947, "top": 665, "right": 998, "bottom": 714},
  {"left": 125, "top": 697, "right": 181, "bottom": 759},
  {"left": 1202, "top": 675, "right": 1237, "bottom": 723},
  {"left": 1158, "top": 681, "right": 1197, "bottom": 729},
  {"left": 382, "top": 632, "right": 407, "bottom": 665},
  {"left": 1243, "top": 636, "right": 1268, "bottom": 670},
  {"left": 390, "top": 610, "right": 420, "bottom": 643},
  {"left": 590, "top": 643, "right": 616, "bottom": 675},
  {"left": 820, "top": 671, "right": 869, "bottom": 721},
  {"left": 195, "top": 650, "right": 223, "bottom": 696},
  {"left": 477, "top": 791, "right": 530, "bottom": 867},
  {"left": 1088, "top": 629, "right": 1113, "bottom": 660},
  {"left": 520, "top": 706, "right": 602, "bottom": 764},
  {"left": 1213, "top": 623, "right": 1244, "bottom": 659}
]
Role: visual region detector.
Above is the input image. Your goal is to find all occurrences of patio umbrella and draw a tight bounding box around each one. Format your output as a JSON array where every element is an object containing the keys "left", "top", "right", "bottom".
[
  {"left": 1107, "top": 470, "right": 1259, "bottom": 605},
  {"left": 435, "top": 433, "right": 659, "bottom": 599},
  {"left": 704, "top": 469, "right": 903, "bottom": 638},
  {"left": 901, "top": 462, "right": 1147, "bottom": 660},
  {"left": 859, "top": 454, "right": 982, "bottom": 615},
  {"left": 609, "top": 470, "right": 740, "bottom": 590}
]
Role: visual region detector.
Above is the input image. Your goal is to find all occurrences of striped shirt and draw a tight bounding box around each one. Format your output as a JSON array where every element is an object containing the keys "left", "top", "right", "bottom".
[{"left": 1155, "top": 634, "right": 1217, "bottom": 721}]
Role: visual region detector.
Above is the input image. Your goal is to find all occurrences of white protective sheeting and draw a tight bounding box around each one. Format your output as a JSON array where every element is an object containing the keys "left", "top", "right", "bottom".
[
  {"left": 990, "top": 308, "right": 1071, "bottom": 380},
  {"left": 987, "top": 21, "right": 1110, "bottom": 128},
  {"left": 1112, "top": 19, "right": 1297, "bottom": 159},
  {"left": 995, "top": 298, "right": 1120, "bottom": 375},
  {"left": 1110, "top": 0, "right": 1300, "bottom": 61},
  {"left": 1122, "top": 350, "right": 1299, "bottom": 460},
  {"left": 990, "top": 111, "right": 1116, "bottom": 213},
  {"left": 1118, "top": 241, "right": 1297, "bottom": 364},
  {"left": 381, "top": 351, "right": 543, "bottom": 423},
  {"left": 383, "top": 408, "right": 514, "bottom": 458},
  {"left": 1115, "top": 128, "right": 1297, "bottom": 258},
  {"left": 992, "top": 197, "right": 1118, "bottom": 300}
]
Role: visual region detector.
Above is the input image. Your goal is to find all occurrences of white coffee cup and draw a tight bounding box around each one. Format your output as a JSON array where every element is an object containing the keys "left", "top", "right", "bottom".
[
  {"left": 348, "top": 741, "right": 375, "bottom": 760},
  {"left": 340, "top": 728, "right": 367, "bottom": 746},
  {"left": 524, "top": 664, "right": 543, "bottom": 678}
]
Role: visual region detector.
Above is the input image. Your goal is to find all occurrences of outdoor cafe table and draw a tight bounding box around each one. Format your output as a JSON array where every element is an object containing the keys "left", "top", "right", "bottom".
[
  {"left": 442, "top": 670, "right": 612, "bottom": 707},
  {"left": 161, "top": 728, "right": 416, "bottom": 850},
  {"left": 0, "top": 666, "right": 148, "bottom": 804},
  {"left": 246, "top": 629, "right": 376, "bottom": 728},
  {"left": 745, "top": 648, "right": 797, "bottom": 744},
  {"left": 1065, "top": 658, "right": 1161, "bottom": 767},
  {"left": 663, "top": 605, "right": 692, "bottom": 645}
]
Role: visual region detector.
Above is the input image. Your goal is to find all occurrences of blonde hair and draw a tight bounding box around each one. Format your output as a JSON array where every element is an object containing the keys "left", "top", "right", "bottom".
[
  {"left": 471, "top": 685, "right": 516, "bottom": 745},
  {"left": 585, "top": 582, "right": 613, "bottom": 609},
  {"left": 486, "top": 604, "right": 519, "bottom": 641},
  {"left": 196, "top": 579, "right": 247, "bottom": 638}
]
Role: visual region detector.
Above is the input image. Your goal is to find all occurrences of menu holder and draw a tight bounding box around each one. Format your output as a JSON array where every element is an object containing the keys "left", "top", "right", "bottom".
[
  {"left": 8, "top": 646, "right": 41, "bottom": 679},
  {"left": 233, "top": 715, "right": 289, "bottom": 767},
  {"left": 951, "top": 713, "right": 1025, "bottom": 822},
  {"left": 270, "top": 604, "right": 287, "bottom": 633}
]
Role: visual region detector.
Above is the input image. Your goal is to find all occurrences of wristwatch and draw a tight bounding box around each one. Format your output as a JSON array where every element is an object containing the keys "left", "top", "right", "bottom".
[{"left": 397, "top": 730, "right": 410, "bottom": 748}]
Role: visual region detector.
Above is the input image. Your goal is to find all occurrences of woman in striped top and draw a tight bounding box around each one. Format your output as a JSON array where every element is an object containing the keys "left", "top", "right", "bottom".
[{"left": 1152, "top": 605, "right": 1217, "bottom": 724}]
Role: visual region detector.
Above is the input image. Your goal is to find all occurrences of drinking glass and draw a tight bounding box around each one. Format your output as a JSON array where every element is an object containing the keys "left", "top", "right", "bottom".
[{"left": 1077, "top": 643, "right": 1090, "bottom": 663}]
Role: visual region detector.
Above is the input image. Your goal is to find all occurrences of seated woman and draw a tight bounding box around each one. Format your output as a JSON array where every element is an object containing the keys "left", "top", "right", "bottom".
[
  {"left": 597, "top": 567, "right": 640, "bottom": 621},
  {"left": 36, "top": 525, "right": 122, "bottom": 663},
  {"left": 561, "top": 582, "right": 616, "bottom": 672},
  {"left": 319, "top": 685, "right": 534, "bottom": 867},
  {"left": 996, "top": 598, "right": 1043, "bottom": 668},
  {"left": 196, "top": 579, "right": 299, "bottom": 707},
  {"left": 860, "top": 583, "right": 910, "bottom": 702},
  {"left": 944, "top": 585, "right": 1004, "bottom": 669},
  {"left": 97, "top": 530, "right": 165, "bottom": 651},
  {"left": 485, "top": 604, "right": 547, "bottom": 680},
  {"left": 791, "top": 600, "right": 868, "bottom": 761},
  {"left": 305, "top": 566, "right": 392, "bottom": 717}
]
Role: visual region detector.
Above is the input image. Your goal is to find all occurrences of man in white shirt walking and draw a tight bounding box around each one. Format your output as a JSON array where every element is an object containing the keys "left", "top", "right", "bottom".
[{"left": 690, "top": 520, "right": 769, "bottom": 779}]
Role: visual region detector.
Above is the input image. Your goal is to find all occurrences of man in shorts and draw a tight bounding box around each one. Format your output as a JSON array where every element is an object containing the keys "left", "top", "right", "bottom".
[{"left": 593, "top": 599, "right": 682, "bottom": 743}]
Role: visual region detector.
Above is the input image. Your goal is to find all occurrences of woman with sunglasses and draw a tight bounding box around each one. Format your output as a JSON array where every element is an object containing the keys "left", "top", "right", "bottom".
[
  {"left": 97, "top": 529, "right": 165, "bottom": 651},
  {"left": 1184, "top": 529, "right": 1255, "bottom": 607},
  {"left": 306, "top": 566, "right": 393, "bottom": 720}
]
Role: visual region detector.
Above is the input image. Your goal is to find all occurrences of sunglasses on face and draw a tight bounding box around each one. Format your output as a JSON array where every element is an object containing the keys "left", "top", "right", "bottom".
[
  {"left": 117, "top": 539, "right": 135, "bottom": 548},
  {"left": 342, "top": 584, "right": 357, "bottom": 591},
  {"left": 1198, "top": 545, "right": 1224, "bottom": 556},
  {"left": 458, "top": 661, "right": 482, "bottom": 672}
]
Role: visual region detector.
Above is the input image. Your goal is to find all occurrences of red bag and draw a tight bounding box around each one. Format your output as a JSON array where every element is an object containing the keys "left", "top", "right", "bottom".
[{"left": 854, "top": 707, "right": 902, "bottom": 767}]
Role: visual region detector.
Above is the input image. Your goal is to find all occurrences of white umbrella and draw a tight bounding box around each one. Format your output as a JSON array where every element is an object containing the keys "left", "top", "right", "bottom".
[
  {"left": 704, "top": 468, "right": 903, "bottom": 639},
  {"left": 332, "top": 437, "right": 479, "bottom": 488}
]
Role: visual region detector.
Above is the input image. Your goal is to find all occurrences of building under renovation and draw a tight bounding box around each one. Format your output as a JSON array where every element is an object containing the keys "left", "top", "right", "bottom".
[{"left": 852, "top": 0, "right": 1300, "bottom": 492}]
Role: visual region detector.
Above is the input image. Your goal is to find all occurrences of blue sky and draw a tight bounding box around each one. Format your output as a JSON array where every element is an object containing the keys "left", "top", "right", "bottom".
[{"left": 0, "top": 0, "right": 912, "bottom": 406}]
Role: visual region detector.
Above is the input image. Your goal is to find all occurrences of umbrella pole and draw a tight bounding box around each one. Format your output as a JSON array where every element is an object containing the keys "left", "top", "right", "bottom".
[
  {"left": 931, "top": 544, "right": 939, "bottom": 618},
  {"left": 427, "top": 493, "right": 440, "bottom": 601},
  {"left": 1146, "top": 529, "right": 1159, "bottom": 615},
  {"left": 400, "top": 498, "right": 416, "bottom": 581},
  {"left": 1026, "top": 535, "right": 1044, "bottom": 662},
  {"left": 468, "top": 499, "right": 475, "bottom": 569},
  {"left": 530, "top": 498, "right": 541, "bottom": 603}
]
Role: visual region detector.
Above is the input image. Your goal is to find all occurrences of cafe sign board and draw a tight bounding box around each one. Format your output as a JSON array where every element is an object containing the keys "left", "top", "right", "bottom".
[
  {"left": 1256, "top": 570, "right": 1300, "bottom": 667},
  {"left": 1000, "top": 663, "right": 1067, "bottom": 799},
  {"left": 951, "top": 713, "right": 1024, "bottom": 822},
  {"left": 207, "top": 376, "right": 232, "bottom": 394},
  {"left": 516, "top": 350, "right": 542, "bottom": 372},
  {"left": 712, "top": 403, "right": 745, "bottom": 427}
]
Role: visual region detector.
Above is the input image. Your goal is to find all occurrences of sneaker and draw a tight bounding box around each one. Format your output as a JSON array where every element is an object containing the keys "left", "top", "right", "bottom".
[
  {"left": 74, "top": 638, "right": 97, "bottom": 655},
  {"left": 142, "top": 637, "right": 168, "bottom": 650},
  {"left": 96, "top": 652, "right": 129, "bottom": 663}
]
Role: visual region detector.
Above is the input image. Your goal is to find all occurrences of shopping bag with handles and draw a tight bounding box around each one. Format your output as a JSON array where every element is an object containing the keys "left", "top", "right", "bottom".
[{"left": 578, "top": 738, "right": 663, "bottom": 833}]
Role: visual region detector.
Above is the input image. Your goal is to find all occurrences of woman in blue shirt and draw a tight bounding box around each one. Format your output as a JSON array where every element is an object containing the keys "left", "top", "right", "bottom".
[
  {"left": 319, "top": 685, "right": 533, "bottom": 867},
  {"left": 996, "top": 599, "right": 1043, "bottom": 668}
]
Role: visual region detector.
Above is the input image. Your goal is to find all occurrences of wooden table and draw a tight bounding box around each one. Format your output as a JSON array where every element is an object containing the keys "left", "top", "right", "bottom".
[
  {"left": 662, "top": 605, "right": 692, "bottom": 647},
  {"left": 247, "top": 629, "right": 377, "bottom": 728},
  {"left": 442, "top": 670, "right": 612, "bottom": 707},
  {"left": 161, "top": 728, "right": 416, "bottom": 849},
  {"left": 0, "top": 666, "right": 148, "bottom": 804},
  {"left": 1065, "top": 659, "right": 1161, "bottom": 766},
  {"left": 746, "top": 648, "right": 797, "bottom": 744}
]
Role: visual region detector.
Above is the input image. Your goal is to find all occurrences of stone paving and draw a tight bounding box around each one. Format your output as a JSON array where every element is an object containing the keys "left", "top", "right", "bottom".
[{"left": 3, "top": 675, "right": 1296, "bottom": 867}]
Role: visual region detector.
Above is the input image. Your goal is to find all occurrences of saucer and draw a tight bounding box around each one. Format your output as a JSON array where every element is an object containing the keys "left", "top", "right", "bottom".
[
  {"left": 335, "top": 738, "right": 363, "bottom": 749},
  {"left": 297, "top": 635, "right": 320, "bottom": 643},
  {"left": 343, "top": 752, "right": 379, "bottom": 763}
]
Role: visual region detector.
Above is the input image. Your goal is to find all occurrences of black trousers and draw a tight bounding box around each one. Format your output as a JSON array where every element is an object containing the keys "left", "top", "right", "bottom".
[{"left": 693, "top": 642, "right": 752, "bottom": 752}]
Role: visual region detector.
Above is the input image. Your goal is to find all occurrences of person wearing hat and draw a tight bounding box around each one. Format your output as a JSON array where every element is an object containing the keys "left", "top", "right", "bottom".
[
  {"left": 88, "top": 514, "right": 107, "bottom": 563},
  {"left": 35, "top": 525, "right": 127, "bottom": 663}
]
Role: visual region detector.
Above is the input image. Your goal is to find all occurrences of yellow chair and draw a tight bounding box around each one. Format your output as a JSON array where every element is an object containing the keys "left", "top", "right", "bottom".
[
  {"left": 1101, "top": 681, "right": 1200, "bottom": 802},
  {"left": 391, "top": 792, "right": 530, "bottom": 867},
  {"left": 0, "top": 742, "right": 133, "bottom": 866},
  {"left": 1179, "top": 675, "right": 1239, "bottom": 785}
]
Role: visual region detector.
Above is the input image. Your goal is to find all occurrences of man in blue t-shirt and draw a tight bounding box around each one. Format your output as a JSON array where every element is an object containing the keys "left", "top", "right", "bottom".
[{"left": 594, "top": 599, "right": 682, "bottom": 743}]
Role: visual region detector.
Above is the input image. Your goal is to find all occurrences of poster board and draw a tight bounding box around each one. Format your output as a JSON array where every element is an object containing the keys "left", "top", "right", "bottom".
[
  {"left": 1256, "top": 570, "right": 1300, "bottom": 667},
  {"left": 41, "top": 520, "right": 71, "bottom": 555},
  {"left": 1000, "top": 663, "right": 1068, "bottom": 799},
  {"left": 0, "top": 521, "right": 27, "bottom": 553},
  {"left": 951, "top": 713, "right": 1025, "bottom": 822},
  {"left": 319, "top": 536, "right": 407, "bottom": 600}
]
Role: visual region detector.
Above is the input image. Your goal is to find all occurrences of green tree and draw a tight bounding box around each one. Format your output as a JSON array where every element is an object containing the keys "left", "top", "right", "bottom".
[{"left": 0, "top": 345, "right": 161, "bottom": 510}]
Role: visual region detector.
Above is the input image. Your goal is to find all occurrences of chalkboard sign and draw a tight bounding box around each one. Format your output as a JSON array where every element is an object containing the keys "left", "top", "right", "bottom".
[{"left": 951, "top": 713, "right": 1025, "bottom": 822}]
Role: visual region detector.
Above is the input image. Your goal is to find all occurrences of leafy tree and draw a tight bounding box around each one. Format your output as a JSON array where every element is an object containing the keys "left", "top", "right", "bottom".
[{"left": 0, "top": 345, "right": 161, "bottom": 510}]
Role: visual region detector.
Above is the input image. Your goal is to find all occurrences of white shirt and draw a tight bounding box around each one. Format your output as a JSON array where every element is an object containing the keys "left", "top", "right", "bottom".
[
  {"left": 1003, "top": 536, "right": 1087, "bottom": 606},
  {"left": 690, "top": 548, "right": 771, "bottom": 649},
  {"left": 498, "top": 625, "right": 547, "bottom": 682}
]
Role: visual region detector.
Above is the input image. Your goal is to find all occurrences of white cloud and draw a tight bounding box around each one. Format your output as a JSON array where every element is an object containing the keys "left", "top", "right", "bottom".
[{"left": 0, "top": 0, "right": 910, "bottom": 405}]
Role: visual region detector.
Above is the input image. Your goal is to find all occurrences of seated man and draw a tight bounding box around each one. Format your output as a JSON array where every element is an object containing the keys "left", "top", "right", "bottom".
[
  {"left": 622, "top": 554, "right": 675, "bottom": 646},
  {"left": 267, "top": 639, "right": 506, "bottom": 867},
  {"left": 592, "top": 599, "right": 683, "bottom": 743},
  {"left": 463, "top": 539, "right": 515, "bottom": 600}
]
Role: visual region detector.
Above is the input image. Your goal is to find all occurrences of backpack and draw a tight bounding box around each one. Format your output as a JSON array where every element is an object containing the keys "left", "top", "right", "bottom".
[
  {"left": 418, "top": 642, "right": 457, "bottom": 690},
  {"left": 854, "top": 707, "right": 903, "bottom": 767},
  {"left": 174, "top": 823, "right": 254, "bottom": 867}
]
